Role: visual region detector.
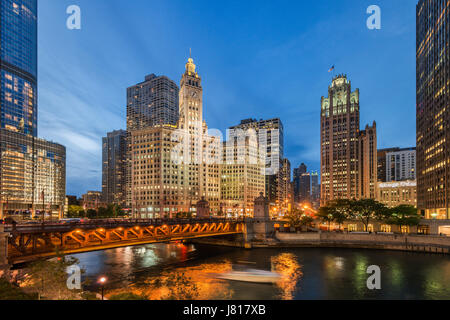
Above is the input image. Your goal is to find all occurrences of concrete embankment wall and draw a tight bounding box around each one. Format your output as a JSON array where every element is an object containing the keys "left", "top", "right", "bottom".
[
  {"left": 274, "top": 232, "right": 450, "bottom": 254},
  {"left": 192, "top": 232, "right": 450, "bottom": 254}
]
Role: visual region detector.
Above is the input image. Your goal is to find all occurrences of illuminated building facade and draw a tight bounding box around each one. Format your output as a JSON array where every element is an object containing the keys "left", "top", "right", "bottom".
[
  {"left": 377, "top": 147, "right": 401, "bottom": 182},
  {"left": 221, "top": 131, "right": 265, "bottom": 217},
  {"left": 229, "top": 118, "right": 284, "bottom": 202},
  {"left": 320, "top": 75, "right": 377, "bottom": 204},
  {"left": 81, "top": 191, "right": 103, "bottom": 210},
  {"left": 0, "top": 0, "right": 66, "bottom": 218},
  {"left": 385, "top": 147, "right": 416, "bottom": 182},
  {"left": 126, "top": 74, "right": 179, "bottom": 207},
  {"left": 278, "top": 158, "right": 292, "bottom": 212},
  {"left": 416, "top": 0, "right": 450, "bottom": 219},
  {"left": 359, "top": 122, "right": 378, "bottom": 199},
  {"left": 131, "top": 56, "right": 221, "bottom": 218},
  {"left": 102, "top": 130, "right": 127, "bottom": 206},
  {"left": 377, "top": 180, "right": 417, "bottom": 208},
  {"left": 0, "top": 129, "right": 66, "bottom": 215}
]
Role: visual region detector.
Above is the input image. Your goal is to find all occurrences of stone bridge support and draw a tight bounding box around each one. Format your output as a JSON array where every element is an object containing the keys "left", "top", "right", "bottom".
[{"left": 243, "top": 193, "right": 275, "bottom": 247}]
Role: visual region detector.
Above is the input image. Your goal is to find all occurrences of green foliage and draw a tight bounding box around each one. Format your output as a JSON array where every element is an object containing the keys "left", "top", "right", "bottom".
[
  {"left": 0, "top": 278, "right": 37, "bottom": 300},
  {"left": 318, "top": 199, "right": 388, "bottom": 231},
  {"left": 109, "top": 292, "right": 148, "bottom": 300},
  {"left": 350, "top": 199, "right": 389, "bottom": 230},
  {"left": 285, "top": 209, "right": 314, "bottom": 230},
  {"left": 67, "top": 204, "right": 126, "bottom": 220},
  {"left": 386, "top": 205, "right": 421, "bottom": 227},
  {"left": 23, "top": 255, "right": 84, "bottom": 300},
  {"left": 317, "top": 206, "right": 335, "bottom": 230},
  {"left": 67, "top": 205, "right": 85, "bottom": 218},
  {"left": 300, "top": 215, "right": 314, "bottom": 227}
]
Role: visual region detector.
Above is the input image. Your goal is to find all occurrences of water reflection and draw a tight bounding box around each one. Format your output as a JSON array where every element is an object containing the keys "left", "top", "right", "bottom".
[
  {"left": 70, "top": 244, "right": 450, "bottom": 300},
  {"left": 271, "top": 253, "right": 302, "bottom": 300}
]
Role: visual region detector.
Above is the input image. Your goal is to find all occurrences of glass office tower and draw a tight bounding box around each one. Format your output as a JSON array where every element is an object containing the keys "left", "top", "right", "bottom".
[
  {"left": 0, "top": 0, "right": 37, "bottom": 136},
  {"left": 0, "top": 0, "right": 66, "bottom": 217},
  {"left": 416, "top": 0, "right": 450, "bottom": 219}
]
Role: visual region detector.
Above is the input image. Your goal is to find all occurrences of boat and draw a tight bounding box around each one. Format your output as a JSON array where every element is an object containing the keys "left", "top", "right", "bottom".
[{"left": 216, "top": 268, "right": 281, "bottom": 284}]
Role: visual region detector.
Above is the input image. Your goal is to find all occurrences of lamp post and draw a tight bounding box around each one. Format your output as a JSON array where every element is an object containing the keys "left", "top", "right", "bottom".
[{"left": 98, "top": 276, "right": 107, "bottom": 300}]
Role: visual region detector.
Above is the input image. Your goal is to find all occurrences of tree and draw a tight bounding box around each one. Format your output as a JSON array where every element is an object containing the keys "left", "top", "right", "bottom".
[
  {"left": 350, "top": 199, "right": 388, "bottom": 232},
  {"left": 327, "top": 199, "right": 353, "bottom": 230},
  {"left": 299, "top": 215, "right": 314, "bottom": 229},
  {"left": 385, "top": 205, "right": 421, "bottom": 232},
  {"left": 0, "top": 278, "right": 37, "bottom": 300},
  {"left": 285, "top": 212, "right": 302, "bottom": 229},
  {"left": 86, "top": 209, "right": 97, "bottom": 219},
  {"left": 21, "top": 255, "right": 85, "bottom": 300},
  {"left": 67, "top": 205, "right": 85, "bottom": 218},
  {"left": 317, "top": 206, "right": 334, "bottom": 231}
]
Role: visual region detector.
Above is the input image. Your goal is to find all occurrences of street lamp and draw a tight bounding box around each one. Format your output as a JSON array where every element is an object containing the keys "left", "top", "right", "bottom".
[{"left": 98, "top": 276, "right": 107, "bottom": 300}]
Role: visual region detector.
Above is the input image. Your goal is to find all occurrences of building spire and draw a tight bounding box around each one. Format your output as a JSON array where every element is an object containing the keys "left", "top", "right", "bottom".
[{"left": 185, "top": 49, "right": 196, "bottom": 74}]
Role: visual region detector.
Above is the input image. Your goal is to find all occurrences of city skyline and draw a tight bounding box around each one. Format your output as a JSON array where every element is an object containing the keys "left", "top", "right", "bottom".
[{"left": 37, "top": 0, "right": 416, "bottom": 196}]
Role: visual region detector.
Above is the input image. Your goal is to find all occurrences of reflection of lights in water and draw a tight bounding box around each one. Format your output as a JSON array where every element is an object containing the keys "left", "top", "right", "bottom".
[
  {"left": 106, "top": 262, "right": 234, "bottom": 300},
  {"left": 271, "top": 253, "right": 302, "bottom": 300},
  {"left": 136, "top": 247, "right": 147, "bottom": 255},
  {"left": 334, "top": 257, "right": 345, "bottom": 270},
  {"left": 423, "top": 261, "right": 450, "bottom": 299},
  {"left": 352, "top": 255, "right": 369, "bottom": 297}
]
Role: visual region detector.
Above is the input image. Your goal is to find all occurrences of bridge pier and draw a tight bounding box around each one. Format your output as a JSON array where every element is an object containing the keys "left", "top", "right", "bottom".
[
  {"left": 243, "top": 193, "right": 275, "bottom": 245},
  {"left": 0, "top": 225, "right": 10, "bottom": 277}
]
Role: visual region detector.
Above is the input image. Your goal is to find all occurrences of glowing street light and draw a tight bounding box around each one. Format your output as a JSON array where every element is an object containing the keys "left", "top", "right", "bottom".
[{"left": 98, "top": 276, "right": 107, "bottom": 300}]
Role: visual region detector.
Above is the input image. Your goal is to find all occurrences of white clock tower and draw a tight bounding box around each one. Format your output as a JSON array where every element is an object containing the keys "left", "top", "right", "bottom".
[{"left": 179, "top": 55, "right": 203, "bottom": 133}]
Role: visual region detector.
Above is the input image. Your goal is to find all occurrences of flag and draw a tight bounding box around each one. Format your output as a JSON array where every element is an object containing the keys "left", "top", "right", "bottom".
[{"left": 328, "top": 65, "right": 335, "bottom": 73}]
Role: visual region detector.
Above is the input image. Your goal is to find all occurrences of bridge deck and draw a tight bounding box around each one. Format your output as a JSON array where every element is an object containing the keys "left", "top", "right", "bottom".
[{"left": 5, "top": 218, "right": 246, "bottom": 264}]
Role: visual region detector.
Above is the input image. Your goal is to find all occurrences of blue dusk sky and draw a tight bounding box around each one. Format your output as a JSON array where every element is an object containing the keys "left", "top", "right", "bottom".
[{"left": 37, "top": 0, "right": 417, "bottom": 197}]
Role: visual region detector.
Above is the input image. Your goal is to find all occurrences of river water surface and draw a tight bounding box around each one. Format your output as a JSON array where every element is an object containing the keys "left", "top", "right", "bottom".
[{"left": 71, "top": 243, "right": 450, "bottom": 300}]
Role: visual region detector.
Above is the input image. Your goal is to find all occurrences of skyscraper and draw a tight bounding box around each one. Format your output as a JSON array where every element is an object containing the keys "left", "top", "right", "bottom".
[
  {"left": 293, "top": 163, "right": 311, "bottom": 204},
  {"left": 358, "top": 122, "right": 377, "bottom": 199},
  {"left": 320, "top": 75, "right": 377, "bottom": 204},
  {"left": 127, "top": 74, "right": 179, "bottom": 130},
  {"left": 0, "top": 0, "right": 37, "bottom": 137},
  {"left": 416, "top": 0, "right": 450, "bottom": 219},
  {"left": 0, "top": 0, "right": 66, "bottom": 218},
  {"left": 386, "top": 147, "right": 416, "bottom": 182},
  {"left": 311, "top": 171, "right": 320, "bottom": 207},
  {"left": 278, "top": 158, "right": 292, "bottom": 212},
  {"left": 221, "top": 131, "right": 265, "bottom": 217},
  {"left": 102, "top": 130, "right": 127, "bottom": 206},
  {"left": 229, "top": 118, "right": 284, "bottom": 202},
  {"left": 125, "top": 74, "right": 179, "bottom": 207},
  {"left": 377, "top": 147, "right": 401, "bottom": 182},
  {"left": 130, "top": 56, "right": 221, "bottom": 218},
  {"left": 293, "top": 163, "right": 307, "bottom": 202}
]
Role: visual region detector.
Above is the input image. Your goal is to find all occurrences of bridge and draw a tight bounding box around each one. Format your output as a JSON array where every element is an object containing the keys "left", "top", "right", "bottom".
[{"left": 2, "top": 218, "right": 247, "bottom": 264}]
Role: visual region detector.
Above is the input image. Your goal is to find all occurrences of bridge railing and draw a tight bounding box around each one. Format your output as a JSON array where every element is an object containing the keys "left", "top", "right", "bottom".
[{"left": 4, "top": 217, "right": 246, "bottom": 233}]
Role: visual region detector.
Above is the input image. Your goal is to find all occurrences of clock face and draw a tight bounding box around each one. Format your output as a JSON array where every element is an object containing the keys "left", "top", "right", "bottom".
[{"left": 191, "top": 91, "right": 197, "bottom": 98}]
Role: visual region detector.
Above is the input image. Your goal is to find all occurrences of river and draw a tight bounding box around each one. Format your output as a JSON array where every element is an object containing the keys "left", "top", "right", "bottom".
[{"left": 71, "top": 243, "right": 450, "bottom": 300}]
